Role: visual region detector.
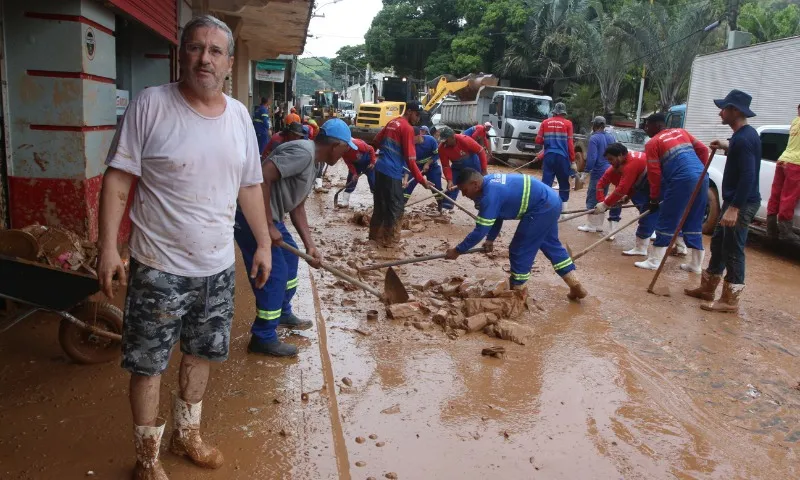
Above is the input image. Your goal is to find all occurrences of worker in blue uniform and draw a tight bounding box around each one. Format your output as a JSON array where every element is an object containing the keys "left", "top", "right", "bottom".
[
  {"left": 253, "top": 97, "right": 271, "bottom": 154},
  {"left": 403, "top": 127, "right": 446, "bottom": 210},
  {"left": 444, "top": 168, "right": 588, "bottom": 301}
]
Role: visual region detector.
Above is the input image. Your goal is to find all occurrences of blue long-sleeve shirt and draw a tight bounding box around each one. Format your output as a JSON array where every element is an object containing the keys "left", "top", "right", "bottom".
[
  {"left": 414, "top": 135, "right": 440, "bottom": 165},
  {"left": 722, "top": 124, "right": 761, "bottom": 208},
  {"left": 586, "top": 130, "right": 615, "bottom": 175},
  {"left": 456, "top": 173, "right": 554, "bottom": 252},
  {"left": 253, "top": 105, "right": 270, "bottom": 136}
]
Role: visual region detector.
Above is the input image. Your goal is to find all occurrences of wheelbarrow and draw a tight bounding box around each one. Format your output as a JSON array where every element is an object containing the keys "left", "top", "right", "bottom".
[{"left": 0, "top": 254, "right": 123, "bottom": 364}]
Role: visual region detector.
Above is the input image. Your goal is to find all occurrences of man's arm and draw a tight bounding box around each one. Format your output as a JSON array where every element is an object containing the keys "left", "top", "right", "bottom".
[
  {"left": 372, "top": 125, "right": 387, "bottom": 149},
  {"left": 486, "top": 219, "right": 504, "bottom": 242},
  {"left": 596, "top": 167, "right": 612, "bottom": 204},
  {"left": 440, "top": 149, "right": 453, "bottom": 182},
  {"left": 535, "top": 119, "right": 546, "bottom": 145},
  {"left": 402, "top": 125, "right": 425, "bottom": 184},
  {"left": 567, "top": 121, "right": 576, "bottom": 162},
  {"left": 289, "top": 198, "right": 322, "bottom": 268},
  {"left": 261, "top": 160, "right": 285, "bottom": 243},
  {"left": 645, "top": 141, "right": 662, "bottom": 201},
  {"left": 238, "top": 184, "right": 272, "bottom": 287},
  {"left": 465, "top": 136, "right": 488, "bottom": 174},
  {"left": 97, "top": 167, "right": 135, "bottom": 298},
  {"left": 605, "top": 167, "right": 634, "bottom": 206},
  {"left": 367, "top": 144, "right": 377, "bottom": 166},
  {"left": 688, "top": 131, "right": 710, "bottom": 165},
  {"left": 586, "top": 135, "right": 598, "bottom": 173},
  {"left": 730, "top": 136, "right": 758, "bottom": 209},
  {"left": 456, "top": 202, "right": 498, "bottom": 253}
]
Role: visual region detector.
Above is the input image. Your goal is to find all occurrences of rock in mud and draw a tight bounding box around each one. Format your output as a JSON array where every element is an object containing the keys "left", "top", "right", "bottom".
[
  {"left": 376, "top": 441, "right": 386, "bottom": 447},
  {"left": 458, "top": 278, "right": 486, "bottom": 298},
  {"left": 491, "top": 320, "right": 535, "bottom": 345},
  {"left": 341, "top": 299, "right": 357, "bottom": 307},
  {"left": 369, "top": 434, "right": 378, "bottom": 440},
  {"left": 381, "top": 404, "right": 401, "bottom": 415},
  {"left": 481, "top": 346, "right": 506, "bottom": 358},
  {"left": 386, "top": 302, "right": 424, "bottom": 321},
  {"left": 464, "top": 295, "right": 527, "bottom": 318},
  {"left": 355, "top": 461, "right": 366, "bottom": 467},
  {"left": 423, "top": 279, "right": 441, "bottom": 290},
  {"left": 355, "top": 436, "right": 366, "bottom": 444},
  {"left": 333, "top": 280, "right": 359, "bottom": 292},
  {"left": 413, "top": 321, "right": 434, "bottom": 331},
  {"left": 432, "top": 309, "right": 449, "bottom": 326},
  {"left": 350, "top": 212, "right": 371, "bottom": 226},
  {"left": 463, "top": 313, "right": 499, "bottom": 333},
  {"left": 342, "top": 377, "right": 353, "bottom": 387},
  {"left": 385, "top": 473, "right": 398, "bottom": 479}
]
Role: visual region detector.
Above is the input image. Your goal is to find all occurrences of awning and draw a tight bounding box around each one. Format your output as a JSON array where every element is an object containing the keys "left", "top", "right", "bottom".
[{"left": 207, "top": 0, "right": 313, "bottom": 59}]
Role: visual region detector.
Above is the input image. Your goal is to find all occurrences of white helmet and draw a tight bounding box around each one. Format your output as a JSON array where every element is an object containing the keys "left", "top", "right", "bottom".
[{"left": 484, "top": 121, "right": 492, "bottom": 129}]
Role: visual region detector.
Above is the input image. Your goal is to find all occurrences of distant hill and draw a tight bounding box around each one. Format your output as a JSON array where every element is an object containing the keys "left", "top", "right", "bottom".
[{"left": 296, "top": 57, "right": 334, "bottom": 95}]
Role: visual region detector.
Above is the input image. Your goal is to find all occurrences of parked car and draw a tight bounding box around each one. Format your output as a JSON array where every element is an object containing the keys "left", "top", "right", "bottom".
[
  {"left": 574, "top": 127, "right": 649, "bottom": 171},
  {"left": 704, "top": 125, "right": 798, "bottom": 235}
]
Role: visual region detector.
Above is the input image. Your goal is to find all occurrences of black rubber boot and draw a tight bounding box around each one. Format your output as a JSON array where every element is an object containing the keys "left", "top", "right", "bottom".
[
  {"left": 278, "top": 312, "right": 313, "bottom": 330},
  {"left": 766, "top": 214, "right": 778, "bottom": 239},
  {"left": 778, "top": 221, "right": 800, "bottom": 243},
  {"left": 247, "top": 337, "right": 298, "bottom": 357}
]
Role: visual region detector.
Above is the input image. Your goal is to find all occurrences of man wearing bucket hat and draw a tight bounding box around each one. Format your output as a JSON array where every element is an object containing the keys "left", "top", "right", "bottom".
[
  {"left": 235, "top": 118, "right": 356, "bottom": 357},
  {"left": 263, "top": 121, "right": 306, "bottom": 158},
  {"left": 685, "top": 89, "right": 761, "bottom": 314},
  {"left": 535, "top": 102, "right": 575, "bottom": 214}
]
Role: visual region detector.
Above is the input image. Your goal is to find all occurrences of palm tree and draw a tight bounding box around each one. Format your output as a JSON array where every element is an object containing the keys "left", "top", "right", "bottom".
[{"left": 615, "top": 1, "right": 719, "bottom": 110}]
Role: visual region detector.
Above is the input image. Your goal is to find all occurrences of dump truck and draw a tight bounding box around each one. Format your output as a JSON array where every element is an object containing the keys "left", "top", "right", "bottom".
[
  {"left": 350, "top": 73, "right": 499, "bottom": 143},
  {"left": 439, "top": 86, "right": 553, "bottom": 161}
]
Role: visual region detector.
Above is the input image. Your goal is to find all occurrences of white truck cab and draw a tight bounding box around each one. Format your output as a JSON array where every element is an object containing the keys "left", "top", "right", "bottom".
[
  {"left": 487, "top": 90, "right": 553, "bottom": 159},
  {"left": 705, "top": 125, "right": 798, "bottom": 235}
]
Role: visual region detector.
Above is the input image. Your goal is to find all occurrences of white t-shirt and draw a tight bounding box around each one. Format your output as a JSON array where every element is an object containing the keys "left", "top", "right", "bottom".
[{"left": 106, "top": 83, "right": 263, "bottom": 277}]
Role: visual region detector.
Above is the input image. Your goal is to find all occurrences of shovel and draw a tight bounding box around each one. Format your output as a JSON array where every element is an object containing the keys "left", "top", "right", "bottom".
[
  {"left": 565, "top": 211, "right": 651, "bottom": 261},
  {"left": 358, "top": 247, "right": 486, "bottom": 272},
  {"left": 279, "top": 242, "right": 409, "bottom": 304},
  {"left": 403, "top": 167, "right": 480, "bottom": 222},
  {"left": 510, "top": 157, "right": 541, "bottom": 173},
  {"left": 562, "top": 204, "right": 635, "bottom": 216},
  {"left": 647, "top": 148, "right": 717, "bottom": 297},
  {"left": 333, "top": 175, "right": 360, "bottom": 207}
]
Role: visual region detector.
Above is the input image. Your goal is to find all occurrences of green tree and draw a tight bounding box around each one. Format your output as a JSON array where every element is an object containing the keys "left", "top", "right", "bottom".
[
  {"left": 330, "top": 44, "right": 368, "bottom": 85},
  {"left": 739, "top": 2, "right": 800, "bottom": 42}
]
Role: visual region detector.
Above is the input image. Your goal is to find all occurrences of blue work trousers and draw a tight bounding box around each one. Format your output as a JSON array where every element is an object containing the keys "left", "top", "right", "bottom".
[
  {"left": 346, "top": 156, "right": 376, "bottom": 194},
  {"left": 443, "top": 156, "right": 482, "bottom": 209},
  {"left": 541, "top": 152, "right": 571, "bottom": 202},
  {"left": 586, "top": 171, "right": 621, "bottom": 222},
  {"left": 631, "top": 189, "right": 658, "bottom": 239},
  {"left": 404, "top": 162, "right": 444, "bottom": 205},
  {"left": 509, "top": 193, "right": 576, "bottom": 286},
  {"left": 234, "top": 213, "right": 299, "bottom": 342},
  {"left": 654, "top": 173, "right": 708, "bottom": 250},
  {"left": 706, "top": 201, "right": 759, "bottom": 284}
]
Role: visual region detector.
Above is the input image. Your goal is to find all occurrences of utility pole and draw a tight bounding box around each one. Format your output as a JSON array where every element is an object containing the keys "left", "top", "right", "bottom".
[
  {"left": 729, "top": 0, "right": 740, "bottom": 31},
  {"left": 634, "top": 0, "right": 654, "bottom": 128}
]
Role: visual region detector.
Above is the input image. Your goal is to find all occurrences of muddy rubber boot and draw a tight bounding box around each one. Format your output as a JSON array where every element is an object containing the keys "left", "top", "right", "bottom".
[
  {"left": 133, "top": 419, "right": 169, "bottom": 480},
  {"left": 338, "top": 192, "right": 351, "bottom": 208},
  {"left": 684, "top": 270, "right": 722, "bottom": 301},
  {"left": 560, "top": 201, "right": 568, "bottom": 220},
  {"left": 606, "top": 220, "right": 619, "bottom": 241},
  {"left": 562, "top": 271, "right": 588, "bottom": 301},
  {"left": 634, "top": 246, "right": 666, "bottom": 270},
  {"left": 766, "top": 214, "right": 778, "bottom": 239},
  {"left": 578, "top": 213, "right": 603, "bottom": 233},
  {"left": 247, "top": 336, "right": 298, "bottom": 357},
  {"left": 680, "top": 248, "right": 705, "bottom": 274},
  {"left": 778, "top": 221, "right": 800, "bottom": 243},
  {"left": 169, "top": 394, "right": 223, "bottom": 470},
  {"left": 278, "top": 312, "right": 313, "bottom": 330},
  {"left": 700, "top": 281, "right": 743, "bottom": 313},
  {"left": 314, "top": 177, "right": 324, "bottom": 192},
  {"left": 672, "top": 236, "right": 688, "bottom": 256},
  {"left": 623, "top": 237, "right": 650, "bottom": 256}
]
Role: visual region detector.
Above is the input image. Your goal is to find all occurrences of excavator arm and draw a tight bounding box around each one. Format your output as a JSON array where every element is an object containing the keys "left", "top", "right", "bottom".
[
  {"left": 423, "top": 77, "right": 470, "bottom": 111},
  {"left": 422, "top": 74, "right": 500, "bottom": 111}
]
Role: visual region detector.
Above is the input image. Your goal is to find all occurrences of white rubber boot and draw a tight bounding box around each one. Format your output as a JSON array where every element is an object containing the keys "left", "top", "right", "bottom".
[
  {"left": 338, "top": 192, "right": 351, "bottom": 208},
  {"left": 622, "top": 236, "right": 650, "bottom": 256},
  {"left": 634, "top": 246, "right": 667, "bottom": 270},
  {"left": 680, "top": 248, "right": 704, "bottom": 274},
  {"left": 560, "top": 201, "right": 568, "bottom": 220},
  {"left": 314, "top": 177, "right": 323, "bottom": 191},
  {"left": 170, "top": 394, "right": 224, "bottom": 469},
  {"left": 133, "top": 419, "right": 169, "bottom": 480},
  {"left": 673, "top": 236, "right": 688, "bottom": 256},
  {"left": 606, "top": 220, "right": 619, "bottom": 241},
  {"left": 578, "top": 213, "right": 604, "bottom": 232},
  {"left": 650, "top": 232, "right": 656, "bottom": 240}
]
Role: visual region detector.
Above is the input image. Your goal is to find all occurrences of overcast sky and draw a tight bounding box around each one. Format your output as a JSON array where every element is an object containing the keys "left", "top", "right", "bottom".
[{"left": 301, "top": 0, "right": 383, "bottom": 58}]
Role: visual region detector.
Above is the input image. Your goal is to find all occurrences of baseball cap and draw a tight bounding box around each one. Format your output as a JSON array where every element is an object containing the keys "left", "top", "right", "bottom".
[
  {"left": 553, "top": 102, "right": 567, "bottom": 115},
  {"left": 438, "top": 126, "right": 455, "bottom": 142},
  {"left": 405, "top": 101, "right": 423, "bottom": 112},
  {"left": 420, "top": 125, "right": 430, "bottom": 134},
  {"left": 592, "top": 115, "right": 606, "bottom": 126},
  {"left": 319, "top": 118, "right": 358, "bottom": 150},
  {"left": 285, "top": 122, "right": 305, "bottom": 136}
]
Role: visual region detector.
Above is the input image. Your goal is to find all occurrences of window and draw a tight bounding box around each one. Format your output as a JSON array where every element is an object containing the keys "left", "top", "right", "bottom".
[
  {"left": 761, "top": 132, "right": 789, "bottom": 162},
  {"left": 666, "top": 112, "right": 683, "bottom": 129},
  {"left": 507, "top": 96, "right": 551, "bottom": 121}
]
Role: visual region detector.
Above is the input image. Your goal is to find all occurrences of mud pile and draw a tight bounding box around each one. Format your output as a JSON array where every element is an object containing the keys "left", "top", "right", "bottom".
[{"left": 387, "top": 277, "right": 536, "bottom": 345}]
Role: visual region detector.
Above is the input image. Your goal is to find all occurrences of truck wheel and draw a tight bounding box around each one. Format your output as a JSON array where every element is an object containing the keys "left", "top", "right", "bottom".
[
  {"left": 59, "top": 301, "right": 123, "bottom": 364},
  {"left": 703, "top": 186, "right": 720, "bottom": 235}
]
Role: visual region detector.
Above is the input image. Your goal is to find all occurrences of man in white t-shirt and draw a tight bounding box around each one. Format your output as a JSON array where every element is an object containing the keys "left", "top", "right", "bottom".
[{"left": 98, "top": 15, "right": 272, "bottom": 479}]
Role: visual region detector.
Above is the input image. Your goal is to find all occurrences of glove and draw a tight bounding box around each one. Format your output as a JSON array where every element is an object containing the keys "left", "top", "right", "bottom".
[
  {"left": 595, "top": 202, "right": 608, "bottom": 214},
  {"left": 648, "top": 200, "right": 660, "bottom": 213},
  {"left": 570, "top": 161, "right": 577, "bottom": 172}
]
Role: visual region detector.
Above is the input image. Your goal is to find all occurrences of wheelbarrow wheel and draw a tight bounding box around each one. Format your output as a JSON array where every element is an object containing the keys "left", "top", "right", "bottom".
[{"left": 59, "top": 301, "right": 123, "bottom": 364}]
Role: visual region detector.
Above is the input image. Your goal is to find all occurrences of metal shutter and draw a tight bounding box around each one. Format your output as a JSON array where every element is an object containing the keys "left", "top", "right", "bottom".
[{"left": 110, "top": 0, "right": 178, "bottom": 44}]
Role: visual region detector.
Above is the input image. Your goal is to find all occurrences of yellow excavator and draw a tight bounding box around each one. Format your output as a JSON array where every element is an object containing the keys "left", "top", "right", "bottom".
[{"left": 350, "top": 73, "right": 498, "bottom": 143}]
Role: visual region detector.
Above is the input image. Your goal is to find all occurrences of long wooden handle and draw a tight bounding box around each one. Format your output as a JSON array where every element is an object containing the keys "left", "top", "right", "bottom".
[
  {"left": 572, "top": 211, "right": 650, "bottom": 261},
  {"left": 562, "top": 204, "right": 636, "bottom": 215},
  {"left": 558, "top": 209, "right": 594, "bottom": 223},
  {"left": 647, "top": 148, "right": 717, "bottom": 292},
  {"left": 404, "top": 166, "right": 479, "bottom": 221},
  {"left": 358, "top": 247, "right": 485, "bottom": 272},
  {"left": 279, "top": 242, "right": 383, "bottom": 299},
  {"left": 406, "top": 192, "right": 441, "bottom": 208},
  {"left": 510, "top": 158, "right": 539, "bottom": 172}
]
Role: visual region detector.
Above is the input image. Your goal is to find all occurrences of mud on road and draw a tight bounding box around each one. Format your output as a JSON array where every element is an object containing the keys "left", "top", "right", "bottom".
[{"left": 1, "top": 163, "right": 799, "bottom": 479}]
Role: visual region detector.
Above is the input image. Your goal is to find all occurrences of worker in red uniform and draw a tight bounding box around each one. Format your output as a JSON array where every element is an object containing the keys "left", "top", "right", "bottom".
[
  {"left": 262, "top": 122, "right": 305, "bottom": 158},
  {"left": 438, "top": 126, "right": 488, "bottom": 210},
  {"left": 463, "top": 122, "right": 493, "bottom": 153},
  {"left": 535, "top": 102, "right": 575, "bottom": 213},
  {"left": 371, "top": 101, "right": 428, "bottom": 246},
  {"left": 635, "top": 113, "right": 709, "bottom": 271},
  {"left": 338, "top": 138, "right": 376, "bottom": 207},
  {"left": 596, "top": 143, "right": 656, "bottom": 255}
]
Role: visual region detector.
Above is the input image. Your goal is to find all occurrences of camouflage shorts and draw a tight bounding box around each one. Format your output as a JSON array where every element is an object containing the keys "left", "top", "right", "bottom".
[{"left": 121, "top": 259, "right": 235, "bottom": 376}]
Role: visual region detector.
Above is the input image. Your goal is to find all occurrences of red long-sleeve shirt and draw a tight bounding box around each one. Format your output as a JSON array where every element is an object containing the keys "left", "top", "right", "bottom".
[
  {"left": 342, "top": 138, "right": 377, "bottom": 175},
  {"left": 373, "top": 116, "right": 424, "bottom": 183},
  {"left": 469, "top": 125, "right": 490, "bottom": 148},
  {"left": 596, "top": 151, "right": 647, "bottom": 206},
  {"left": 439, "top": 134, "right": 488, "bottom": 181},
  {"left": 644, "top": 128, "right": 709, "bottom": 199},
  {"left": 535, "top": 116, "right": 575, "bottom": 161}
]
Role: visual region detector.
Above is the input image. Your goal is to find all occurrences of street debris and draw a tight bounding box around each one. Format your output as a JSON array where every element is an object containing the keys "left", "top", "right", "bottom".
[{"left": 481, "top": 346, "right": 506, "bottom": 358}]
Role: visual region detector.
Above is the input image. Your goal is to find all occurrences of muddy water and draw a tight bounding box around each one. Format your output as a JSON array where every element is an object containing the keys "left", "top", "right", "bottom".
[{"left": 1, "top": 163, "right": 799, "bottom": 479}]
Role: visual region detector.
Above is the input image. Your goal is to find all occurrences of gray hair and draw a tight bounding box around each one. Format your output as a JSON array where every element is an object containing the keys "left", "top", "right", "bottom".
[{"left": 180, "top": 14, "right": 235, "bottom": 57}]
